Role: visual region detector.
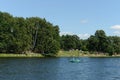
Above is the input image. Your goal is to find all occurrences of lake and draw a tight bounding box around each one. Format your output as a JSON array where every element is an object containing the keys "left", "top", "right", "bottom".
[{"left": 0, "top": 57, "right": 120, "bottom": 80}]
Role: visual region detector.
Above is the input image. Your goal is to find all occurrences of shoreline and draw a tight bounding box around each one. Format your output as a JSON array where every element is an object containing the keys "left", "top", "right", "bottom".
[
  {"left": 0, "top": 53, "right": 44, "bottom": 58},
  {"left": 0, "top": 51, "right": 120, "bottom": 58},
  {"left": 56, "top": 51, "right": 120, "bottom": 58}
]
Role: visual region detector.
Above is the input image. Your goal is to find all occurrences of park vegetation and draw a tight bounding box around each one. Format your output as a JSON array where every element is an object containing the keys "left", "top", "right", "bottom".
[
  {"left": 0, "top": 11, "right": 120, "bottom": 56},
  {"left": 61, "top": 30, "right": 120, "bottom": 56},
  {"left": 0, "top": 11, "right": 60, "bottom": 55}
]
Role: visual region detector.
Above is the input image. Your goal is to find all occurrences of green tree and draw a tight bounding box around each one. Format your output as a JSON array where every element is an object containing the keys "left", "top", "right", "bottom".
[
  {"left": 80, "top": 39, "right": 88, "bottom": 51},
  {"left": 26, "top": 17, "right": 60, "bottom": 55},
  {"left": 95, "top": 30, "right": 108, "bottom": 53},
  {"left": 0, "top": 12, "right": 14, "bottom": 53},
  {"left": 110, "top": 36, "right": 120, "bottom": 54},
  {"left": 105, "top": 37, "right": 114, "bottom": 56},
  {"left": 0, "top": 11, "right": 60, "bottom": 54},
  {"left": 60, "top": 35, "right": 80, "bottom": 50},
  {"left": 88, "top": 35, "right": 99, "bottom": 51}
]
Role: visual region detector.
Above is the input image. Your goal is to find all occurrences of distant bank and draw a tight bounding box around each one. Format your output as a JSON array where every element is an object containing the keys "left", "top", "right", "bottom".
[{"left": 0, "top": 50, "right": 120, "bottom": 58}]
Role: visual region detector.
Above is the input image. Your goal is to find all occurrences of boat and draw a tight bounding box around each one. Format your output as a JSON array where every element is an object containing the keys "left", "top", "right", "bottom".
[
  {"left": 70, "top": 58, "right": 80, "bottom": 63},
  {"left": 69, "top": 49, "right": 81, "bottom": 63}
]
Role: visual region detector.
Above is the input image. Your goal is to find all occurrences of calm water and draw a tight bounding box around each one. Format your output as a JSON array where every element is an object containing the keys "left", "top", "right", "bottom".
[{"left": 0, "top": 57, "right": 120, "bottom": 80}]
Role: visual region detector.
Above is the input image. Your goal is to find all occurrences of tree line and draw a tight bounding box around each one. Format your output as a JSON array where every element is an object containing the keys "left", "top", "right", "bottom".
[
  {"left": 0, "top": 11, "right": 60, "bottom": 54},
  {"left": 0, "top": 11, "right": 120, "bottom": 56},
  {"left": 61, "top": 30, "right": 120, "bottom": 56}
]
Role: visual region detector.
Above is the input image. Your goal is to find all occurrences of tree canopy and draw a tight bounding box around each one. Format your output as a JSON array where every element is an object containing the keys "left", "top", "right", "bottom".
[
  {"left": 1, "top": 11, "right": 120, "bottom": 56},
  {"left": 61, "top": 30, "right": 120, "bottom": 55},
  {"left": 0, "top": 11, "right": 60, "bottom": 55}
]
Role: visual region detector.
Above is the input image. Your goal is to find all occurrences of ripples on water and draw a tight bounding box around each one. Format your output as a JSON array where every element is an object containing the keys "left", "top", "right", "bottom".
[{"left": 0, "top": 57, "right": 120, "bottom": 80}]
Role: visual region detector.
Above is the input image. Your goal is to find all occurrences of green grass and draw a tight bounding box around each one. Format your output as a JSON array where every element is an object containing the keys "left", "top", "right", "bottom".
[
  {"left": 0, "top": 50, "right": 120, "bottom": 58},
  {"left": 56, "top": 50, "right": 120, "bottom": 58},
  {"left": 0, "top": 53, "right": 43, "bottom": 58},
  {"left": 56, "top": 50, "right": 89, "bottom": 57}
]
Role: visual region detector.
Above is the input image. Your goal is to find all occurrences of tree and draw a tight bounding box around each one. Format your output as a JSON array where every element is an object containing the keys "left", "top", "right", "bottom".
[
  {"left": 88, "top": 35, "right": 99, "bottom": 51},
  {"left": 11, "top": 17, "right": 31, "bottom": 53},
  {"left": 0, "top": 11, "right": 14, "bottom": 53},
  {"left": 26, "top": 17, "right": 60, "bottom": 54},
  {"left": 80, "top": 39, "right": 88, "bottom": 51},
  {"left": 110, "top": 36, "right": 120, "bottom": 54},
  {"left": 60, "top": 35, "right": 80, "bottom": 50},
  {"left": 95, "top": 30, "right": 108, "bottom": 53},
  {"left": 105, "top": 37, "right": 114, "bottom": 56},
  {"left": 0, "top": 11, "right": 60, "bottom": 55}
]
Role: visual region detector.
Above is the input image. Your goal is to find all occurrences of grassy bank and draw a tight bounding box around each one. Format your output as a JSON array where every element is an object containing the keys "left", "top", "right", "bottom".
[
  {"left": 56, "top": 50, "right": 103, "bottom": 57},
  {"left": 56, "top": 50, "right": 120, "bottom": 58},
  {"left": 0, "top": 50, "right": 120, "bottom": 58},
  {"left": 0, "top": 53, "right": 43, "bottom": 58}
]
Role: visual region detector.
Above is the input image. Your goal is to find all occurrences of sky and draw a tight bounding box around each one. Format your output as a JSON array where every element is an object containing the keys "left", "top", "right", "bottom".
[{"left": 0, "top": 0, "right": 120, "bottom": 39}]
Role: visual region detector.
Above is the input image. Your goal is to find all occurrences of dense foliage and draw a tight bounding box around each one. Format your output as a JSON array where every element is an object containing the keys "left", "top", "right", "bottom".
[
  {"left": 1, "top": 11, "right": 120, "bottom": 56},
  {"left": 0, "top": 12, "right": 60, "bottom": 54},
  {"left": 60, "top": 35, "right": 80, "bottom": 50},
  {"left": 61, "top": 30, "right": 120, "bottom": 56}
]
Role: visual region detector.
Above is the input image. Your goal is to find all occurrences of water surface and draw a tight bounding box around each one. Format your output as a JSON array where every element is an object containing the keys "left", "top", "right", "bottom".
[{"left": 0, "top": 57, "right": 120, "bottom": 80}]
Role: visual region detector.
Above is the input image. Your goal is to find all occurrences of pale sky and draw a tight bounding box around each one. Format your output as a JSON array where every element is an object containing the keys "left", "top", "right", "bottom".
[{"left": 0, "top": 0, "right": 120, "bottom": 39}]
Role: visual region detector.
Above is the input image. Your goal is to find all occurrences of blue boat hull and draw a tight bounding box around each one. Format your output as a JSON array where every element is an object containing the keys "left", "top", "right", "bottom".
[{"left": 70, "top": 59, "right": 80, "bottom": 63}]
